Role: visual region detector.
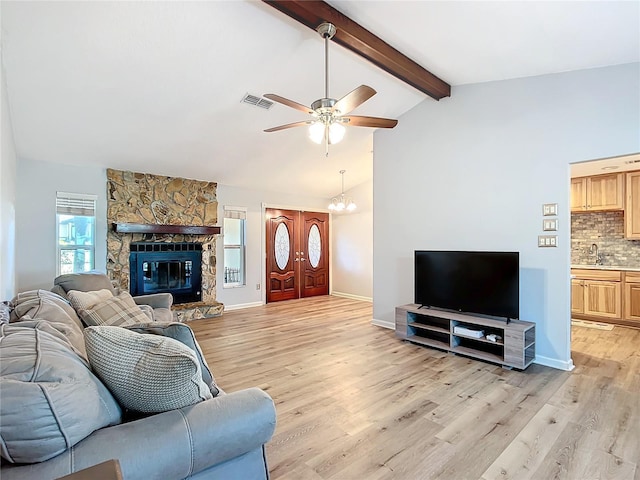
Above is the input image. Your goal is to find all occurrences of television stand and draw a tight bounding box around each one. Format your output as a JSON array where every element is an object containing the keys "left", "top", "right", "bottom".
[{"left": 395, "top": 304, "right": 535, "bottom": 370}]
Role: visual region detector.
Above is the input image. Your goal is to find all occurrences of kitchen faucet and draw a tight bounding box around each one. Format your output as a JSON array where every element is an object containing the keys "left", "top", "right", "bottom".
[{"left": 590, "top": 243, "right": 602, "bottom": 265}]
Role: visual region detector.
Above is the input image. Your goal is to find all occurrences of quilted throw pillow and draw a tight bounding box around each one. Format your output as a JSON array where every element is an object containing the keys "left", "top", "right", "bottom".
[
  {"left": 77, "top": 291, "right": 151, "bottom": 327},
  {"left": 84, "top": 326, "right": 213, "bottom": 413}
]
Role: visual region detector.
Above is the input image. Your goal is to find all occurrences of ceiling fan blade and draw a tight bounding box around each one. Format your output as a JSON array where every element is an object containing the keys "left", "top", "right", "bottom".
[
  {"left": 263, "top": 94, "right": 314, "bottom": 115},
  {"left": 264, "top": 121, "right": 312, "bottom": 133},
  {"left": 343, "top": 115, "right": 398, "bottom": 128},
  {"left": 333, "top": 85, "right": 376, "bottom": 115}
]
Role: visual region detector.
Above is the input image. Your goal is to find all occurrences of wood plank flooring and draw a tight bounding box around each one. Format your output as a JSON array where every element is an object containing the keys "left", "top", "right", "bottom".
[{"left": 189, "top": 296, "right": 640, "bottom": 480}]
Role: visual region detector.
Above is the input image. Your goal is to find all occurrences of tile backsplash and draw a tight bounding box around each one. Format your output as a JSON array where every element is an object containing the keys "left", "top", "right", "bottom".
[{"left": 571, "top": 211, "right": 640, "bottom": 267}]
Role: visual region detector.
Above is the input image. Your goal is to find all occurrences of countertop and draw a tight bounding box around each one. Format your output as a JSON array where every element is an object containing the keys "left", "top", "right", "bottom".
[{"left": 571, "top": 265, "right": 640, "bottom": 272}]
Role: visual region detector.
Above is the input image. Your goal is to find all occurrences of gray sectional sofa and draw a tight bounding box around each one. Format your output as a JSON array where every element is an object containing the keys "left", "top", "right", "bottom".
[{"left": 0, "top": 279, "right": 276, "bottom": 479}]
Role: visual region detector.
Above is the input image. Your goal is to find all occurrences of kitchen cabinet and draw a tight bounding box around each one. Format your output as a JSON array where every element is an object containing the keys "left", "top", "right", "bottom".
[
  {"left": 625, "top": 171, "right": 640, "bottom": 239},
  {"left": 571, "top": 173, "right": 624, "bottom": 212},
  {"left": 571, "top": 269, "right": 622, "bottom": 319},
  {"left": 571, "top": 278, "right": 585, "bottom": 315},
  {"left": 623, "top": 272, "right": 640, "bottom": 326}
]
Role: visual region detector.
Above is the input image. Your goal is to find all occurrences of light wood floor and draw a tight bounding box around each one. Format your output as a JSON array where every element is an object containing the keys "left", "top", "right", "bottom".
[{"left": 189, "top": 296, "right": 640, "bottom": 480}]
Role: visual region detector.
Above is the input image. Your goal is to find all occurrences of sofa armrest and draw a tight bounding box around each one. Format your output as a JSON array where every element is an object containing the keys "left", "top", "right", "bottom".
[
  {"left": 1, "top": 388, "right": 276, "bottom": 480},
  {"left": 132, "top": 293, "right": 173, "bottom": 309}
]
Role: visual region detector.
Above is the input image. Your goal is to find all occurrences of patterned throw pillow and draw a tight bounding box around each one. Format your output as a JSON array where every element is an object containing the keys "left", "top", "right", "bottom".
[
  {"left": 77, "top": 292, "right": 151, "bottom": 327},
  {"left": 67, "top": 289, "right": 113, "bottom": 312},
  {"left": 84, "top": 326, "right": 213, "bottom": 413}
]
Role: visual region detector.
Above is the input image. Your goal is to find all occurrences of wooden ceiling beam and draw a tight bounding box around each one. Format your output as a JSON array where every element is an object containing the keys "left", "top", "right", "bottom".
[{"left": 263, "top": 0, "right": 451, "bottom": 100}]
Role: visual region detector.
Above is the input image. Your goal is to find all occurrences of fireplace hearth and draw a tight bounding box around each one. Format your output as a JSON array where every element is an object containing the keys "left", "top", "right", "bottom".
[{"left": 129, "top": 242, "right": 202, "bottom": 305}]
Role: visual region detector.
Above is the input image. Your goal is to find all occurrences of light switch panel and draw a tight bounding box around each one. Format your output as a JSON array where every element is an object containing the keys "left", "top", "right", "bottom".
[
  {"left": 538, "top": 235, "right": 558, "bottom": 247},
  {"left": 543, "top": 219, "right": 558, "bottom": 231},
  {"left": 543, "top": 203, "right": 558, "bottom": 216}
]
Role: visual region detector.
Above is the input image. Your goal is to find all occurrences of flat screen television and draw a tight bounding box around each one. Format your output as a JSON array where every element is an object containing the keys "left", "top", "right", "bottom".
[{"left": 414, "top": 250, "right": 519, "bottom": 320}]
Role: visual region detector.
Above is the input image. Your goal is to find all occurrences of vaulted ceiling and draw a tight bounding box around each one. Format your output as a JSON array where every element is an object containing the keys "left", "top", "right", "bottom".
[{"left": 1, "top": 1, "right": 638, "bottom": 198}]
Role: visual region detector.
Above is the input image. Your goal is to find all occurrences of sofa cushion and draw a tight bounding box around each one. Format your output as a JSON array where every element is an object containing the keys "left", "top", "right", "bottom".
[
  {"left": 84, "top": 326, "right": 213, "bottom": 413},
  {"left": 0, "top": 322, "right": 122, "bottom": 464},
  {"left": 9, "top": 289, "right": 87, "bottom": 360},
  {"left": 126, "top": 322, "right": 219, "bottom": 396},
  {"left": 53, "top": 271, "right": 118, "bottom": 297},
  {"left": 77, "top": 292, "right": 151, "bottom": 327},
  {"left": 67, "top": 288, "right": 113, "bottom": 311}
]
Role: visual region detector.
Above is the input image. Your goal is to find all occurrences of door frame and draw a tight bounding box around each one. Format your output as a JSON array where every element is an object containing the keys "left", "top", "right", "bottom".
[{"left": 260, "top": 202, "right": 332, "bottom": 305}]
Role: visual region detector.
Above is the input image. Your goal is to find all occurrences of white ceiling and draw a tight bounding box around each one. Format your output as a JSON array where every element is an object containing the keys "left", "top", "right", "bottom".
[{"left": 1, "top": 1, "right": 638, "bottom": 198}]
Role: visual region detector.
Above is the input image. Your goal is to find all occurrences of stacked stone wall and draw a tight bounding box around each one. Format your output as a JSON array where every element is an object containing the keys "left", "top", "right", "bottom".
[{"left": 106, "top": 169, "right": 223, "bottom": 319}]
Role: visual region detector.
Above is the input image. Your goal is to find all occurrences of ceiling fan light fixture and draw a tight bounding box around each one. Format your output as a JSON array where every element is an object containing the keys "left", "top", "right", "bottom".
[
  {"left": 328, "top": 122, "right": 345, "bottom": 144},
  {"left": 309, "top": 122, "right": 325, "bottom": 144}
]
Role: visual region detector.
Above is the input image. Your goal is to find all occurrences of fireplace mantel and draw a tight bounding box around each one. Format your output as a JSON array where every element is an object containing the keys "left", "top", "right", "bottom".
[{"left": 113, "top": 223, "right": 221, "bottom": 235}]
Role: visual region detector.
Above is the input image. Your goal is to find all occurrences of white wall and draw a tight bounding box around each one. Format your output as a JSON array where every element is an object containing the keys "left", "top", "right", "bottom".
[
  {"left": 374, "top": 64, "right": 640, "bottom": 370},
  {"left": 1, "top": 68, "right": 17, "bottom": 300},
  {"left": 331, "top": 179, "right": 373, "bottom": 300},
  {"left": 15, "top": 159, "right": 107, "bottom": 291},
  {"left": 216, "top": 183, "right": 328, "bottom": 309}
]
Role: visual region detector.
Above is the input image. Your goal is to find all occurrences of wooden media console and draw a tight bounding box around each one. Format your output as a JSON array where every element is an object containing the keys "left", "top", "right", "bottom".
[{"left": 395, "top": 304, "right": 535, "bottom": 370}]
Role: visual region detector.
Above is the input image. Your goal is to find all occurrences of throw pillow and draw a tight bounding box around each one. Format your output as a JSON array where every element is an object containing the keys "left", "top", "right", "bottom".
[
  {"left": 84, "top": 326, "right": 213, "bottom": 413},
  {"left": 126, "top": 322, "right": 219, "bottom": 396},
  {"left": 77, "top": 291, "right": 151, "bottom": 327},
  {"left": 0, "top": 322, "right": 122, "bottom": 464},
  {"left": 67, "top": 288, "right": 113, "bottom": 311}
]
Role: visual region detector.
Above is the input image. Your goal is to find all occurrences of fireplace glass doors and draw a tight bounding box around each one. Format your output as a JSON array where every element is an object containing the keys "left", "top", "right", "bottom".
[{"left": 129, "top": 243, "right": 202, "bottom": 304}]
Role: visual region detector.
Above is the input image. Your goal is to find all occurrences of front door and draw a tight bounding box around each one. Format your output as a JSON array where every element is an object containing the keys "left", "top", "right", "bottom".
[{"left": 266, "top": 209, "right": 329, "bottom": 303}]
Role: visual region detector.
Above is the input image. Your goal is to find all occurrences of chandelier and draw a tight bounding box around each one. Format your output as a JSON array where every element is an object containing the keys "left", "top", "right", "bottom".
[{"left": 328, "top": 170, "right": 356, "bottom": 212}]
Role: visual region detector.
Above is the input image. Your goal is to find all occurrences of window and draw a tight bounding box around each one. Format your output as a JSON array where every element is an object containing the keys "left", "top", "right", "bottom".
[
  {"left": 223, "top": 207, "right": 246, "bottom": 287},
  {"left": 56, "top": 192, "right": 97, "bottom": 275}
]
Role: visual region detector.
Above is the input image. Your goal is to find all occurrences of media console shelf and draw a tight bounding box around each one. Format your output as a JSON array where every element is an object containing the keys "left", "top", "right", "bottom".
[{"left": 395, "top": 304, "right": 535, "bottom": 370}]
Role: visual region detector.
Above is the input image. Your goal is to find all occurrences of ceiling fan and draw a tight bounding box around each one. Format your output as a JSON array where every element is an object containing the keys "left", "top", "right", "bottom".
[{"left": 263, "top": 22, "right": 398, "bottom": 155}]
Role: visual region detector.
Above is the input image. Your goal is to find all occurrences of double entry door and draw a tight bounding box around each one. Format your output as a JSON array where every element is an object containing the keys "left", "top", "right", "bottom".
[{"left": 266, "top": 209, "right": 329, "bottom": 303}]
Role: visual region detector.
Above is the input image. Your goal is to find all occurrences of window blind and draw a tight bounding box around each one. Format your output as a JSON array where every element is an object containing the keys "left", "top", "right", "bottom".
[
  {"left": 223, "top": 207, "right": 247, "bottom": 220},
  {"left": 56, "top": 192, "right": 97, "bottom": 216}
]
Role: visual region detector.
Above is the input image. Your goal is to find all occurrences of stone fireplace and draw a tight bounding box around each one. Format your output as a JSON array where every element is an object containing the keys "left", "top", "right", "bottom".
[{"left": 106, "top": 169, "right": 223, "bottom": 321}]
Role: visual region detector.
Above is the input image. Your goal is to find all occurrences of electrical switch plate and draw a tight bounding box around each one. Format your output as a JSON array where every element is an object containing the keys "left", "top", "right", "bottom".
[
  {"left": 538, "top": 235, "right": 558, "bottom": 247},
  {"left": 543, "top": 219, "right": 558, "bottom": 231},
  {"left": 543, "top": 203, "right": 558, "bottom": 216}
]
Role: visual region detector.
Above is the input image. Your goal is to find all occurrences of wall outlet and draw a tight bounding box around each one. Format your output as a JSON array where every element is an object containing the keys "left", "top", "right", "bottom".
[{"left": 256, "top": 283, "right": 261, "bottom": 290}]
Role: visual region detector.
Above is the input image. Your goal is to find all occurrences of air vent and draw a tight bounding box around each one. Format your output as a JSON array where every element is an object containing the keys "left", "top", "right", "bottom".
[{"left": 241, "top": 93, "right": 273, "bottom": 110}]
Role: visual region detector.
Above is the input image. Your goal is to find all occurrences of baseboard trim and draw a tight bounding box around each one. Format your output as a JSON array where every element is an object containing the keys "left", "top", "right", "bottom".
[
  {"left": 223, "top": 301, "right": 263, "bottom": 312},
  {"left": 534, "top": 355, "right": 575, "bottom": 371},
  {"left": 372, "top": 318, "right": 394, "bottom": 329},
  {"left": 331, "top": 292, "right": 373, "bottom": 302}
]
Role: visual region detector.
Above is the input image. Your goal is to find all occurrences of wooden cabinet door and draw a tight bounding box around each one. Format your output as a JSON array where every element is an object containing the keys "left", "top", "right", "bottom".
[
  {"left": 265, "top": 209, "right": 329, "bottom": 303},
  {"left": 625, "top": 172, "right": 640, "bottom": 239},
  {"left": 570, "top": 178, "right": 587, "bottom": 212},
  {"left": 571, "top": 279, "right": 585, "bottom": 315},
  {"left": 586, "top": 173, "right": 623, "bottom": 211},
  {"left": 300, "top": 211, "right": 329, "bottom": 298},
  {"left": 624, "top": 281, "right": 640, "bottom": 324},
  {"left": 584, "top": 281, "right": 621, "bottom": 318}
]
